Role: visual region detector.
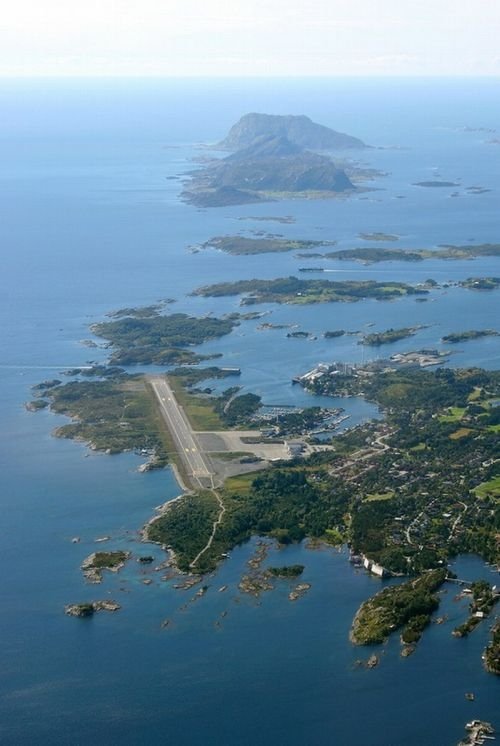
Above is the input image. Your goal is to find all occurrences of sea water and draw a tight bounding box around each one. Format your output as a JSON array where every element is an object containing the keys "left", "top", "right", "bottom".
[{"left": 0, "top": 77, "right": 499, "bottom": 745}]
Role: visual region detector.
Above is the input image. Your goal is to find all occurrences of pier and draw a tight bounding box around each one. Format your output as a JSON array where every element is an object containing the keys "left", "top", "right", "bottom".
[{"left": 459, "top": 720, "right": 496, "bottom": 745}]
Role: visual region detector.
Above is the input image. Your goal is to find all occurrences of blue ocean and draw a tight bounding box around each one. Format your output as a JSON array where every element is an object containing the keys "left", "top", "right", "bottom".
[{"left": 0, "top": 77, "right": 499, "bottom": 745}]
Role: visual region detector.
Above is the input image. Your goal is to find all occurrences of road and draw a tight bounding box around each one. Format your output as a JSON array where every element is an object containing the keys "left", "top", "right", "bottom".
[
  {"left": 189, "top": 488, "right": 226, "bottom": 569},
  {"left": 405, "top": 498, "right": 437, "bottom": 546},
  {"left": 149, "top": 376, "right": 213, "bottom": 486},
  {"left": 449, "top": 500, "right": 468, "bottom": 540},
  {"left": 328, "top": 428, "right": 395, "bottom": 479}
]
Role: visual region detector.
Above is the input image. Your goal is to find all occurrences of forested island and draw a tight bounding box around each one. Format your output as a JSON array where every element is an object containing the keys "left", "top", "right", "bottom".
[
  {"left": 267, "top": 565, "right": 305, "bottom": 578},
  {"left": 359, "top": 232, "right": 399, "bottom": 242},
  {"left": 91, "top": 312, "right": 236, "bottom": 365},
  {"left": 442, "top": 330, "right": 499, "bottom": 343},
  {"left": 459, "top": 276, "right": 500, "bottom": 290},
  {"left": 296, "top": 242, "right": 500, "bottom": 264},
  {"left": 192, "top": 277, "right": 429, "bottom": 305},
  {"left": 330, "top": 247, "right": 424, "bottom": 263},
  {"left": 81, "top": 550, "right": 131, "bottom": 583},
  {"left": 190, "top": 274, "right": 500, "bottom": 306},
  {"left": 360, "top": 326, "right": 425, "bottom": 346},
  {"left": 324, "top": 330, "right": 346, "bottom": 338},
  {"left": 413, "top": 180, "right": 459, "bottom": 187},
  {"left": 196, "top": 235, "right": 334, "bottom": 255}
]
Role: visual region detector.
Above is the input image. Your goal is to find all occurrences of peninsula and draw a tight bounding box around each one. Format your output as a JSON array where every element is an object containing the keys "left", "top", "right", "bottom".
[
  {"left": 41, "top": 375, "right": 171, "bottom": 465},
  {"left": 350, "top": 569, "right": 448, "bottom": 645}
]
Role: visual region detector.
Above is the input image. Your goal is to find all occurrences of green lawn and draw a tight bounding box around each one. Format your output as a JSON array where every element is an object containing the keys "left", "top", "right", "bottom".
[
  {"left": 468, "top": 387, "right": 482, "bottom": 402},
  {"left": 224, "top": 472, "right": 261, "bottom": 496},
  {"left": 324, "top": 528, "right": 344, "bottom": 544},
  {"left": 473, "top": 476, "right": 500, "bottom": 498},
  {"left": 409, "top": 442, "right": 427, "bottom": 452},
  {"left": 168, "top": 377, "right": 223, "bottom": 431},
  {"left": 439, "top": 406, "right": 466, "bottom": 423},
  {"left": 364, "top": 491, "right": 395, "bottom": 502}
]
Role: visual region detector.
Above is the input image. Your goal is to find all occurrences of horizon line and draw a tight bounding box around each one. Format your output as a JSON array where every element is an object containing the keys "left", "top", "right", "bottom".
[{"left": 1, "top": 73, "right": 500, "bottom": 80}]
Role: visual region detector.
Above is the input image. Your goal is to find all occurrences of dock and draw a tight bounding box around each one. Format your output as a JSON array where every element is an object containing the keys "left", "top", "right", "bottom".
[{"left": 459, "top": 720, "right": 496, "bottom": 746}]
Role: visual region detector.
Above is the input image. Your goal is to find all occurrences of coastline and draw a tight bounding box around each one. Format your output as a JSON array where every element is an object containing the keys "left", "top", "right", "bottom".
[
  {"left": 349, "top": 603, "right": 365, "bottom": 645},
  {"left": 169, "top": 462, "right": 190, "bottom": 495},
  {"left": 140, "top": 460, "right": 193, "bottom": 573}
]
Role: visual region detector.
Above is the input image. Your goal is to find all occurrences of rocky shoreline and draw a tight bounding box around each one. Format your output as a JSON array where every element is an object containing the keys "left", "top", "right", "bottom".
[
  {"left": 81, "top": 550, "right": 131, "bottom": 583},
  {"left": 65, "top": 600, "right": 121, "bottom": 617}
]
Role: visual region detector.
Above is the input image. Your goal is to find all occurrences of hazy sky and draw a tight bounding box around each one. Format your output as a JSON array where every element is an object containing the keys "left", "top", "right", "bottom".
[{"left": 2, "top": 0, "right": 500, "bottom": 77}]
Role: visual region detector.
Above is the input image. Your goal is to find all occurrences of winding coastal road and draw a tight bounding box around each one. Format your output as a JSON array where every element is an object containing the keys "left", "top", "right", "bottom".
[
  {"left": 149, "top": 376, "right": 213, "bottom": 486},
  {"left": 189, "top": 488, "right": 226, "bottom": 569}
]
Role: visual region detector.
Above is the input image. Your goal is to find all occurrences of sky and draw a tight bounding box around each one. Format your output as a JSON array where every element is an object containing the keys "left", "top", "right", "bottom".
[{"left": 1, "top": 0, "right": 500, "bottom": 77}]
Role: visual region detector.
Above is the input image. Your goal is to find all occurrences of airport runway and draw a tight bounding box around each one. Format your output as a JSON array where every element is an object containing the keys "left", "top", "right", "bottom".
[{"left": 149, "top": 376, "right": 213, "bottom": 484}]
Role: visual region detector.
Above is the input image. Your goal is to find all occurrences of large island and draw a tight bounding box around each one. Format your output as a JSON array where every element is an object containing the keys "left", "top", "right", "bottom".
[{"left": 182, "top": 113, "right": 367, "bottom": 207}]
